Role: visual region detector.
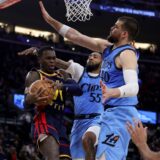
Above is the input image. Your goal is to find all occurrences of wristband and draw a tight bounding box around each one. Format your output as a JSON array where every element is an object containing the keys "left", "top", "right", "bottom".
[{"left": 58, "top": 25, "right": 70, "bottom": 37}]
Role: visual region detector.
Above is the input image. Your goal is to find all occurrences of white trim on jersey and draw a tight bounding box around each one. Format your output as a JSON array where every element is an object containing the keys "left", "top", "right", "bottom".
[{"left": 65, "top": 60, "right": 84, "bottom": 82}]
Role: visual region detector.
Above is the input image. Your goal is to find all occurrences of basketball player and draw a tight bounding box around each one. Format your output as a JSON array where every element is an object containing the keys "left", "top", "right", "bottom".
[
  {"left": 127, "top": 120, "right": 160, "bottom": 160},
  {"left": 19, "top": 47, "right": 104, "bottom": 160},
  {"left": 39, "top": 1, "right": 140, "bottom": 160},
  {"left": 24, "top": 46, "right": 82, "bottom": 160},
  {"left": 57, "top": 52, "right": 104, "bottom": 160},
  {"left": 48, "top": 51, "right": 104, "bottom": 160}
]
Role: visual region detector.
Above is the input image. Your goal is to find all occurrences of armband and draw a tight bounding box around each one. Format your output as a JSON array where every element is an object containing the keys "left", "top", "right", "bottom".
[
  {"left": 58, "top": 25, "right": 70, "bottom": 37},
  {"left": 118, "top": 70, "right": 139, "bottom": 97}
]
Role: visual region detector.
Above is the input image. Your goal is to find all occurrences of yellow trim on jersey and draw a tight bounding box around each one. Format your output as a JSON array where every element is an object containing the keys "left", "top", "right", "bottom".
[
  {"left": 59, "top": 154, "right": 71, "bottom": 159},
  {"left": 59, "top": 90, "right": 63, "bottom": 101},
  {"left": 52, "top": 90, "right": 63, "bottom": 101},
  {"left": 39, "top": 72, "right": 43, "bottom": 80},
  {"left": 38, "top": 69, "right": 58, "bottom": 77},
  {"left": 53, "top": 90, "right": 59, "bottom": 100}
]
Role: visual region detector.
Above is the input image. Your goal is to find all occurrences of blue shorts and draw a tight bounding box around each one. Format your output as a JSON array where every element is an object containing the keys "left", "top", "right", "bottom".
[
  {"left": 70, "top": 116, "right": 101, "bottom": 159},
  {"left": 96, "top": 106, "right": 139, "bottom": 160},
  {"left": 31, "top": 111, "right": 71, "bottom": 159}
]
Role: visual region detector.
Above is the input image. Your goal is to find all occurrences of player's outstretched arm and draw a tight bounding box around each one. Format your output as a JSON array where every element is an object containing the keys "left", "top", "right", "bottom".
[
  {"left": 17, "top": 46, "right": 84, "bottom": 82},
  {"left": 17, "top": 47, "right": 70, "bottom": 69},
  {"left": 127, "top": 120, "right": 160, "bottom": 160},
  {"left": 17, "top": 47, "right": 38, "bottom": 56},
  {"left": 39, "top": 1, "right": 111, "bottom": 53}
]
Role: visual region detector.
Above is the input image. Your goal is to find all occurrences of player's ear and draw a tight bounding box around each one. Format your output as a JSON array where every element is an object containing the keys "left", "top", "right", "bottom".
[{"left": 122, "top": 31, "right": 128, "bottom": 38}]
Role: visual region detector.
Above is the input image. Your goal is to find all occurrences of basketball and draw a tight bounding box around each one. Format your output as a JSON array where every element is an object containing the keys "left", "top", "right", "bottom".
[{"left": 29, "top": 79, "right": 55, "bottom": 109}]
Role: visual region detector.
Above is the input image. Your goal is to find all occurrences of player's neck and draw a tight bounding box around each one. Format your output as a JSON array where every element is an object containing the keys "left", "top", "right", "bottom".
[
  {"left": 41, "top": 69, "right": 55, "bottom": 75},
  {"left": 113, "top": 40, "right": 131, "bottom": 49},
  {"left": 90, "top": 68, "right": 100, "bottom": 74}
]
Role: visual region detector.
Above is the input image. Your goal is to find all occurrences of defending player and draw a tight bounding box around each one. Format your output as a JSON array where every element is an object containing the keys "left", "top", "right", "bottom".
[{"left": 38, "top": 2, "right": 140, "bottom": 159}]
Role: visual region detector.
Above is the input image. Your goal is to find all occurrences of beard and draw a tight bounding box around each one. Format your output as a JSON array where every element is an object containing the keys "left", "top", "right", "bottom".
[
  {"left": 86, "top": 63, "right": 101, "bottom": 72},
  {"left": 107, "top": 34, "right": 118, "bottom": 43}
]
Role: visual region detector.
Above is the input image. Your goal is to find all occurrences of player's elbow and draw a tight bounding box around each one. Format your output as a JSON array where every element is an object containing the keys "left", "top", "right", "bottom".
[
  {"left": 129, "top": 83, "right": 139, "bottom": 96},
  {"left": 119, "top": 82, "right": 139, "bottom": 97}
]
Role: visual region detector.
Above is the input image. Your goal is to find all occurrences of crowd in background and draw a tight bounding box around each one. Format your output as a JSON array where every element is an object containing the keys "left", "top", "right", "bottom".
[{"left": 0, "top": 30, "right": 160, "bottom": 159}]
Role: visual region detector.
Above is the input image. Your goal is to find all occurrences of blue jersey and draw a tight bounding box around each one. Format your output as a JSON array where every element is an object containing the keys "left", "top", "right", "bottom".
[
  {"left": 100, "top": 44, "right": 139, "bottom": 106},
  {"left": 71, "top": 70, "right": 103, "bottom": 158},
  {"left": 73, "top": 70, "right": 103, "bottom": 114}
]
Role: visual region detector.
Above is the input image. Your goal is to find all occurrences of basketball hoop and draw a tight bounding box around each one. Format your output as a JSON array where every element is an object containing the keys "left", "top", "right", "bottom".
[{"left": 64, "top": 0, "right": 93, "bottom": 22}]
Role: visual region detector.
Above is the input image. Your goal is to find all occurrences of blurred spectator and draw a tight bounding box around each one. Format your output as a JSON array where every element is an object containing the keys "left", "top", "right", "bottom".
[{"left": 0, "top": 145, "right": 7, "bottom": 160}]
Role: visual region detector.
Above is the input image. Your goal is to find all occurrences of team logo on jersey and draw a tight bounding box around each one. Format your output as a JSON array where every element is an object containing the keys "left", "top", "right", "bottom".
[{"left": 102, "top": 133, "right": 120, "bottom": 147}]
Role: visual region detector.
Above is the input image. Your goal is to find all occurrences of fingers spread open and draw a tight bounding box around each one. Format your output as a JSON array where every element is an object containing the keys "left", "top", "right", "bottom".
[
  {"left": 126, "top": 122, "right": 134, "bottom": 135},
  {"left": 36, "top": 87, "right": 47, "bottom": 96}
]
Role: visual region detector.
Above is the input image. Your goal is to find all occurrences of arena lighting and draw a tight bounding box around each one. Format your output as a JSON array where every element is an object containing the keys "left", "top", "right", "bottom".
[
  {"left": 0, "top": 22, "right": 4, "bottom": 27},
  {"left": 65, "top": 37, "right": 156, "bottom": 50},
  {"left": 93, "top": 38, "right": 156, "bottom": 50},
  {"left": 135, "top": 43, "right": 157, "bottom": 50},
  {"left": 15, "top": 26, "right": 54, "bottom": 38},
  {"left": 13, "top": 93, "right": 24, "bottom": 109},
  {"left": 0, "top": 22, "right": 55, "bottom": 38},
  {"left": 15, "top": 26, "right": 60, "bottom": 42},
  {"left": 91, "top": 3, "right": 160, "bottom": 18},
  {"left": 0, "top": 22, "right": 156, "bottom": 49},
  {"left": 138, "top": 110, "right": 157, "bottom": 124}
]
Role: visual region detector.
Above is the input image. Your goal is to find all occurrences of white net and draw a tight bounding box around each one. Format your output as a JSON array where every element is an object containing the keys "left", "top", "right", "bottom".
[{"left": 64, "top": 0, "right": 93, "bottom": 22}]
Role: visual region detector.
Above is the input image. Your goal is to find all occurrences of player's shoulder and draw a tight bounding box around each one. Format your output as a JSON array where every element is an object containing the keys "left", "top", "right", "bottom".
[
  {"left": 26, "top": 70, "right": 40, "bottom": 80},
  {"left": 120, "top": 49, "right": 136, "bottom": 57}
]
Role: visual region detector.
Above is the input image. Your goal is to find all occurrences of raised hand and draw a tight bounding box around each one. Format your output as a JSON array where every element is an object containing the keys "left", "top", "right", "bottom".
[
  {"left": 17, "top": 47, "right": 38, "bottom": 56},
  {"left": 39, "top": 1, "right": 53, "bottom": 24},
  {"left": 100, "top": 80, "right": 110, "bottom": 104}
]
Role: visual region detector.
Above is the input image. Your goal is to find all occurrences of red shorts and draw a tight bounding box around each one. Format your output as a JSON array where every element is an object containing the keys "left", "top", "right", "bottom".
[{"left": 31, "top": 111, "right": 71, "bottom": 159}]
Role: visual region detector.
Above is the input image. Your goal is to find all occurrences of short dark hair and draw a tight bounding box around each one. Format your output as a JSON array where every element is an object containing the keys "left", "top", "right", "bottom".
[
  {"left": 37, "top": 46, "right": 55, "bottom": 58},
  {"left": 118, "top": 16, "right": 139, "bottom": 40}
]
